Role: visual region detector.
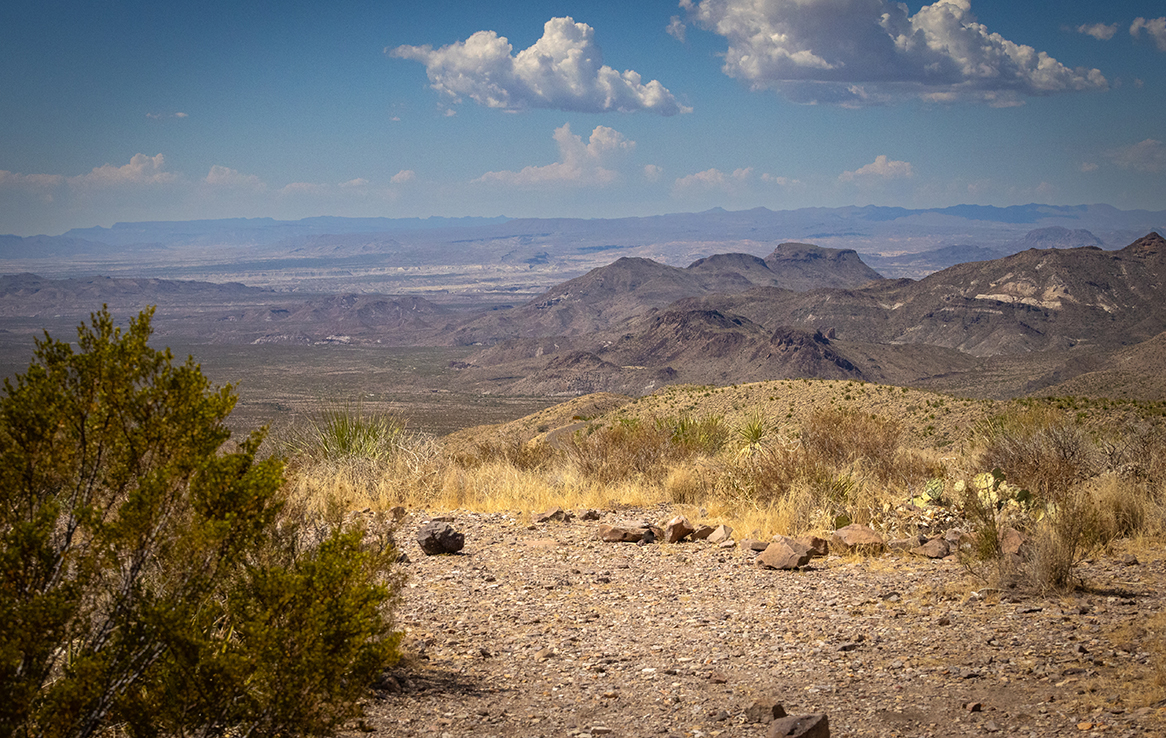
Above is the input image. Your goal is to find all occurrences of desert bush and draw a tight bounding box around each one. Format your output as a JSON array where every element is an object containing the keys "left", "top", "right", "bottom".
[
  {"left": 664, "top": 463, "right": 714, "bottom": 505},
  {"left": 960, "top": 408, "right": 1151, "bottom": 591},
  {"left": 975, "top": 406, "right": 1096, "bottom": 503},
  {"left": 281, "top": 403, "right": 446, "bottom": 513},
  {"left": 458, "top": 437, "right": 559, "bottom": 471},
  {"left": 658, "top": 413, "right": 729, "bottom": 456},
  {"left": 800, "top": 407, "right": 903, "bottom": 482},
  {"left": 565, "top": 414, "right": 725, "bottom": 484},
  {"left": 0, "top": 308, "right": 402, "bottom": 738}
]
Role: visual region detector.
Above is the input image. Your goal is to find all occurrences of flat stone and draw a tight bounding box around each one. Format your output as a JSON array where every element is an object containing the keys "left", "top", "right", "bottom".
[
  {"left": 889, "top": 534, "right": 926, "bottom": 551},
  {"left": 794, "top": 535, "right": 830, "bottom": 557},
  {"left": 912, "top": 537, "right": 950, "bottom": 559},
  {"left": 766, "top": 713, "right": 829, "bottom": 738},
  {"left": 597, "top": 524, "right": 660, "bottom": 543},
  {"left": 830, "top": 524, "right": 885, "bottom": 555},
  {"left": 691, "top": 525, "right": 716, "bottom": 540},
  {"left": 534, "top": 507, "right": 571, "bottom": 523},
  {"left": 741, "top": 538, "right": 770, "bottom": 553},
  {"left": 771, "top": 534, "right": 812, "bottom": 559}
]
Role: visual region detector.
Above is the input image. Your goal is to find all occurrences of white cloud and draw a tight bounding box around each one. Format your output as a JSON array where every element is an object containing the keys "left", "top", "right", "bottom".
[
  {"left": 340, "top": 177, "right": 370, "bottom": 188},
  {"left": 681, "top": 0, "right": 1108, "bottom": 105},
  {"left": 1107, "top": 139, "right": 1166, "bottom": 173},
  {"left": 1080, "top": 162, "right": 1099, "bottom": 173},
  {"left": 391, "top": 17, "right": 689, "bottom": 115},
  {"left": 205, "top": 164, "right": 265, "bottom": 190},
  {"left": 389, "top": 170, "right": 416, "bottom": 184},
  {"left": 761, "top": 173, "right": 800, "bottom": 186},
  {"left": 1131, "top": 17, "right": 1166, "bottom": 52},
  {"left": 146, "top": 111, "right": 189, "bottom": 120},
  {"left": 69, "top": 154, "right": 180, "bottom": 188},
  {"left": 1076, "top": 23, "right": 1118, "bottom": 41},
  {"left": 667, "top": 16, "right": 687, "bottom": 42},
  {"left": 474, "top": 123, "right": 634, "bottom": 187},
  {"left": 839, "top": 155, "right": 914, "bottom": 183},
  {"left": 672, "top": 166, "right": 754, "bottom": 195},
  {"left": 644, "top": 164, "right": 663, "bottom": 182}
]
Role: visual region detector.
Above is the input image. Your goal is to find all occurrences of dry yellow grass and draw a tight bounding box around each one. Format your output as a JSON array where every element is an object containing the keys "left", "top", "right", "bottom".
[{"left": 282, "top": 380, "right": 1166, "bottom": 586}]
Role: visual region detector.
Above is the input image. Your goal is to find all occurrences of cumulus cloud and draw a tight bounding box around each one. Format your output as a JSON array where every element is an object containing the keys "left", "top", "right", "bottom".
[
  {"left": 1075, "top": 23, "right": 1118, "bottom": 41},
  {"left": 474, "top": 123, "right": 634, "bottom": 187},
  {"left": 1107, "top": 139, "right": 1166, "bottom": 173},
  {"left": 391, "top": 17, "right": 689, "bottom": 115},
  {"left": 667, "top": 16, "right": 687, "bottom": 42},
  {"left": 340, "top": 178, "right": 371, "bottom": 188},
  {"left": 680, "top": 0, "right": 1108, "bottom": 105},
  {"left": 644, "top": 164, "right": 663, "bottom": 182},
  {"left": 205, "top": 165, "right": 265, "bottom": 190},
  {"left": 1, "top": 154, "right": 180, "bottom": 203},
  {"left": 839, "top": 155, "right": 914, "bottom": 182},
  {"left": 389, "top": 170, "right": 416, "bottom": 184},
  {"left": 1131, "top": 17, "right": 1166, "bottom": 51},
  {"left": 672, "top": 167, "right": 754, "bottom": 194},
  {"left": 71, "top": 153, "right": 179, "bottom": 188}
]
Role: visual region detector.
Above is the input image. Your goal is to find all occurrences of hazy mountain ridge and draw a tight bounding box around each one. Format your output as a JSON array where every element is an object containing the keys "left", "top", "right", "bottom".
[{"left": 4, "top": 206, "right": 1163, "bottom": 297}]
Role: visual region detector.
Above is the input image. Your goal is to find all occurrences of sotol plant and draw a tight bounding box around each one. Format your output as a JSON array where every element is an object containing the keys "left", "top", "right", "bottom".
[{"left": 0, "top": 307, "right": 403, "bottom": 738}]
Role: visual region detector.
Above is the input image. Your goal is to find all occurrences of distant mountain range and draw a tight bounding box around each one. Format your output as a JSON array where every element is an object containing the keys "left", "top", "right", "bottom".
[
  {"left": 4, "top": 209, "right": 1166, "bottom": 401},
  {"left": 2, "top": 205, "right": 1163, "bottom": 294}
]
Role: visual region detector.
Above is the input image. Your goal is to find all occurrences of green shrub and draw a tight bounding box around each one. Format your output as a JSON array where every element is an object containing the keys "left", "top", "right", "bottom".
[{"left": 0, "top": 307, "right": 402, "bottom": 738}]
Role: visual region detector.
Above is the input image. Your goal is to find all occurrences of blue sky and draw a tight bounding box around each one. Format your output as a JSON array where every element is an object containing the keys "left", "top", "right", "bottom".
[{"left": 1, "top": 0, "right": 1164, "bottom": 236}]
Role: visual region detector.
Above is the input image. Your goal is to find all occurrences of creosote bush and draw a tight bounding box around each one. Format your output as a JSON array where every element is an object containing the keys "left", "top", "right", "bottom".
[{"left": 0, "top": 308, "right": 403, "bottom": 738}]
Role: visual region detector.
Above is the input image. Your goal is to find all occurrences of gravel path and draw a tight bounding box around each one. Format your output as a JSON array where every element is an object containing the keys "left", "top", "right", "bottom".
[{"left": 356, "top": 508, "right": 1166, "bottom": 738}]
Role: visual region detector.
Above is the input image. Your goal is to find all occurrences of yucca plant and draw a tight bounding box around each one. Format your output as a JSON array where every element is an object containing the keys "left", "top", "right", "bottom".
[{"left": 285, "top": 401, "right": 408, "bottom": 463}]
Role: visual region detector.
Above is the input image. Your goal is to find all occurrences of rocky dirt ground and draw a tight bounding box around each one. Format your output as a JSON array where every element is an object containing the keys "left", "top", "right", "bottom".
[{"left": 354, "top": 507, "right": 1166, "bottom": 738}]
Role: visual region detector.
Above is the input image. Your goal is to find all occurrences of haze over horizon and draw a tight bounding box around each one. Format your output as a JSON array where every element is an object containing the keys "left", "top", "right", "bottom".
[{"left": 2, "top": 0, "right": 1164, "bottom": 237}]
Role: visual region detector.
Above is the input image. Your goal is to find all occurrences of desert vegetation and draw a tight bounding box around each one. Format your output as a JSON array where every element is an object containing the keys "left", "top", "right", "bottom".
[
  {"left": 285, "top": 376, "right": 1166, "bottom": 595},
  {"left": 5, "top": 308, "right": 1166, "bottom": 736},
  {"left": 0, "top": 309, "right": 404, "bottom": 738}
]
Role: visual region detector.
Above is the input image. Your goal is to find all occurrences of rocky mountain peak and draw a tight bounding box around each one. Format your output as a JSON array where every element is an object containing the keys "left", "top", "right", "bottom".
[{"left": 1122, "top": 231, "right": 1165, "bottom": 256}]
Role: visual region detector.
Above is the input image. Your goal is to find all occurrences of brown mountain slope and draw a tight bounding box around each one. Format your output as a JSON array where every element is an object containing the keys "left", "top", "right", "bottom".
[
  {"left": 601, "top": 309, "right": 863, "bottom": 383},
  {"left": 691, "top": 232, "right": 1166, "bottom": 357},
  {"left": 447, "top": 243, "right": 884, "bottom": 345},
  {"left": 1036, "top": 330, "right": 1166, "bottom": 401},
  {"left": 762, "top": 242, "right": 884, "bottom": 289}
]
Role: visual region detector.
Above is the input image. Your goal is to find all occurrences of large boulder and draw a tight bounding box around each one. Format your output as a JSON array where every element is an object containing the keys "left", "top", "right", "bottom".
[
  {"left": 756, "top": 541, "right": 812, "bottom": 570},
  {"left": 416, "top": 521, "right": 465, "bottom": 555},
  {"left": 663, "top": 515, "right": 696, "bottom": 543}
]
